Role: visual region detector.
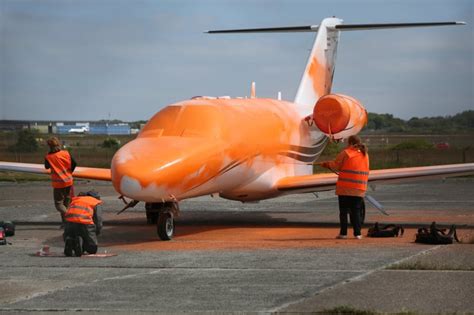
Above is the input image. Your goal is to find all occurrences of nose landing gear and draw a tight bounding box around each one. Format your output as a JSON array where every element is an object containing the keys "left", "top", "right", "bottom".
[
  {"left": 145, "top": 202, "right": 180, "bottom": 241},
  {"left": 157, "top": 212, "right": 174, "bottom": 240}
]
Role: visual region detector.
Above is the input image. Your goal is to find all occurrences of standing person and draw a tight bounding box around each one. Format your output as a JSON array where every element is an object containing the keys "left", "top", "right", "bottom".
[
  {"left": 63, "top": 190, "right": 103, "bottom": 257},
  {"left": 44, "top": 137, "right": 77, "bottom": 227},
  {"left": 320, "top": 135, "right": 369, "bottom": 239}
]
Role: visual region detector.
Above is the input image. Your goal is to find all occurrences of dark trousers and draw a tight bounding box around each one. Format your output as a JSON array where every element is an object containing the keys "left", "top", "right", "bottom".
[
  {"left": 338, "top": 195, "right": 363, "bottom": 236},
  {"left": 63, "top": 222, "right": 98, "bottom": 254},
  {"left": 53, "top": 186, "right": 72, "bottom": 223}
]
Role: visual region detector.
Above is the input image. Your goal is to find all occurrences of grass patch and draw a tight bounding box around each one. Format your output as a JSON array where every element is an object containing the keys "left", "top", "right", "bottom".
[
  {"left": 319, "top": 306, "right": 417, "bottom": 314},
  {"left": 390, "top": 139, "right": 434, "bottom": 150},
  {"left": 0, "top": 171, "right": 49, "bottom": 182},
  {"left": 387, "top": 261, "right": 474, "bottom": 271}
]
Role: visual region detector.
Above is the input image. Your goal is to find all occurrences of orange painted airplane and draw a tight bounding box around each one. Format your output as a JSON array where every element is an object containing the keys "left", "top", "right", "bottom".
[{"left": 1, "top": 18, "right": 473, "bottom": 240}]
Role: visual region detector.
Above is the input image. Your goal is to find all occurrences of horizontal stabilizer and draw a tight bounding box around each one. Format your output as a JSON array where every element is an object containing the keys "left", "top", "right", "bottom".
[
  {"left": 206, "top": 25, "right": 319, "bottom": 33},
  {"left": 335, "top": 21, "right": 465, "bottom": 31},
  {"left": 206, "top": 21, "right": 465, "bottom": 34}
]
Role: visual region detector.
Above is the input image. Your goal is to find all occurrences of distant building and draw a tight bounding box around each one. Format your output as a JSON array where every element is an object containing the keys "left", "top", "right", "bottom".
[
  {"left": 54, "top": 122, "right": 131, "bottom": 135},
  {"left": 89, "top": 123, "right": 130, "bottom": 135},
  {"left": 29, "top": 122, "right": 51, "bottom": 133},
  {"left": 102, "top": 123, "right": 131, "bottom": 135},
  {"left": 0, "top": 120, "right": 31, "bottom": 131}
]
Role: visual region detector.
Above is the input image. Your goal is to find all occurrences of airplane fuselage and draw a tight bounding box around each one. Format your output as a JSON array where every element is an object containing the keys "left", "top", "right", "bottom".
[{"left": 111, "top": 98, "right": 326, "bottom": 202}]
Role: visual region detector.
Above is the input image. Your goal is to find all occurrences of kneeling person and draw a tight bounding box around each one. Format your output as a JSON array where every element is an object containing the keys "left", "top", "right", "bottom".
[{"left": 63, "top": 190, "right": 103, "bottom": 257}]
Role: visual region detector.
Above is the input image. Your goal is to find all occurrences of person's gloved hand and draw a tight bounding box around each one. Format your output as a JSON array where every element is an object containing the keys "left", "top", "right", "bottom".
[{"left": 96, "top": 228, "right": 101, "bottom": 236}]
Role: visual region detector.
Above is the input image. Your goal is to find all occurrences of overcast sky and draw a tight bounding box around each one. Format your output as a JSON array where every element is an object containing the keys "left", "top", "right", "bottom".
[{"left": 0, "top": 0, "right": 472, "bottom": 121}]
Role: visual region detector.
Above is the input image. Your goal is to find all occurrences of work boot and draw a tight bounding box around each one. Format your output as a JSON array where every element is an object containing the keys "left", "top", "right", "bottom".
[
  {"left": 73, "top": 238, "right": 82, "bottom": 257},
  {"left": 64, "top": 237, "right": 74, "bottom": 257}
]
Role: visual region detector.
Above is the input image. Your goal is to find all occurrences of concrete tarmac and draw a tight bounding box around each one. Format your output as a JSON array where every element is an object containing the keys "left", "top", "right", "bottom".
[{"left": 0, "top": 178, "right": 473, "bottom": 314}]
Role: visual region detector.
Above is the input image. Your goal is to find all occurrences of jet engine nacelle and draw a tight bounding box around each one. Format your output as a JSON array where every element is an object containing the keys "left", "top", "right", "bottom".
[{"left": 313, "top": 94, "right": 367, "bottom": 140}]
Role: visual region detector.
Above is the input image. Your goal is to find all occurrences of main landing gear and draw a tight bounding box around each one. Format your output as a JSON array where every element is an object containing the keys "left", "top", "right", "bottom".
[{"left": 145, "top": 202, "right": 180, "bottom": 241}]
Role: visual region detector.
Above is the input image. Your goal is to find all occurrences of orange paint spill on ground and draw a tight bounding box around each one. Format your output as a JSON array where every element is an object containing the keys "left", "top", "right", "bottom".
[{"left": 104, "top": 226, "right": 474, "bottom": 252}]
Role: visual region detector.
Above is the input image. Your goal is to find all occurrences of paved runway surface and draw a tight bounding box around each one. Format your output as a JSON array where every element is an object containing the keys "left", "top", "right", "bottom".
[{"left": 0, "top": 178, "right": 473, "bottom": 313}]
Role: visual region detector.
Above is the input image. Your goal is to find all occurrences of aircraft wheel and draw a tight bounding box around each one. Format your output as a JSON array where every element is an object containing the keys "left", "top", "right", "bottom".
[{"left": 157, "top": 212, "right": 174, "bottom": 241}]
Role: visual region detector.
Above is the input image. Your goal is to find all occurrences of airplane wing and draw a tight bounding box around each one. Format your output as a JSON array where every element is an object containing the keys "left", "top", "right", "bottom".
[
  {"left": 0, "top": 161, "right": 111, "bottom": 181},
  {"left": 276, "top": 163, "right": 474, "bottom": 194}
]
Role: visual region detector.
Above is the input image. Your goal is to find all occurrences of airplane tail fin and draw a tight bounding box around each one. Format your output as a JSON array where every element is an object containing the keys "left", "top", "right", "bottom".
[
  {"left": 294, "top": 18, "right": 342, "bottom": 115},
  {"left": 207, "top": 20, "right": 465, "bottom": 115}
]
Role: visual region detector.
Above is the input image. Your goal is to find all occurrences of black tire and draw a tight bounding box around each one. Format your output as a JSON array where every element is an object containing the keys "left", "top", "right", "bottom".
[{"left": 157, "top": 212, "right": 174, "bottom": 241}]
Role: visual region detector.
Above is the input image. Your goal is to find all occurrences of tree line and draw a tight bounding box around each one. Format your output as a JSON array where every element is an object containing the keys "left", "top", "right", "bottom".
[{"left": 364, "top": 110, "right": 474, "bottom": 134}]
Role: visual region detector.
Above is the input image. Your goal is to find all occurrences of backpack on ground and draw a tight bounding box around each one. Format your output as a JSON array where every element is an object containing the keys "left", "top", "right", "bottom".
[
  {"left": 367, "top": 222, "right": 404, "bottom": 237},
  {"left": 415, "top": 222, "right": 459, "bottom": 245},
  {"left": 0, "top": 221, "right": 15, "bottom": 237},
  {"left": 0, "top": 227, "right": 6, "bottom": 245}
]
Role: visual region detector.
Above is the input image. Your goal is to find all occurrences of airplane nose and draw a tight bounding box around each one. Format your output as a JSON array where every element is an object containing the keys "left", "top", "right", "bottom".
[{"left": 111, "top": 136, "right": 221, "bottom": 202}]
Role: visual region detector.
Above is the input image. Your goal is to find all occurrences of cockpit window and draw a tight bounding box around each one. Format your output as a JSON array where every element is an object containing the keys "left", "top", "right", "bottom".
[
  {"left": 141, "top": 105, "right": 221, "bottom": 138},
  {"left": 140, "top": 106, "right": 182, "bottom": 136},
  {"left": 174, "top": 105, "right": 221, "bottom": 137}
]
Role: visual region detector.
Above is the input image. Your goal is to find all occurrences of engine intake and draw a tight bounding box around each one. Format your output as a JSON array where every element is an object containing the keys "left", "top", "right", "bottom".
[{"left": 313, "top": 94, "right": 367, "bottom": 140}]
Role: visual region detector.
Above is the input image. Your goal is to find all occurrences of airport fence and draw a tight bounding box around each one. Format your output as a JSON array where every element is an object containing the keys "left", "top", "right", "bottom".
[
  {"left": 0, "top": 132, "right": 135, "bottom": 148},
  {"left": 362, "top": 134, "right": 473, "bottom": 149},
  {"left": 367, "top": 148, "right": 474, "bottom": 169}
]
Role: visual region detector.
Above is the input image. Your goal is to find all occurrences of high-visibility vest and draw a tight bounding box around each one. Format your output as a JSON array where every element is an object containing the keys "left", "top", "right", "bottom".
[
  {"left": 45, "top": 150, "right": 73, "bottom": 188},
  {"left": 336, "top": 147, "right": 370, "bottom": 192},
  {"left": 65, "top": 196, "right": 102, "bottom": 225}
]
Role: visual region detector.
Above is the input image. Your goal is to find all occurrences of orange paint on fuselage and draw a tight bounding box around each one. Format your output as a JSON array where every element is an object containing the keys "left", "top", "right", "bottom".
[
  {"left": 308, "top": 57, "right": 329, "bottom": 98},
  {"left": 112, "top": 98, "right": 310, "bottom": 202}
]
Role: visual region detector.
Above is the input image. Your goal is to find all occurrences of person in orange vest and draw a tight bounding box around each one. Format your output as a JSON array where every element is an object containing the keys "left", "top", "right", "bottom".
[
  {"left": 44, "top": 137, "right": 77, "bottom": 227},
  {"left": 63, "top": 190, "right": 103, "bottom": 257},
  {"left": 320, "top": 135, "right": 369, "bottom": 239}
]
